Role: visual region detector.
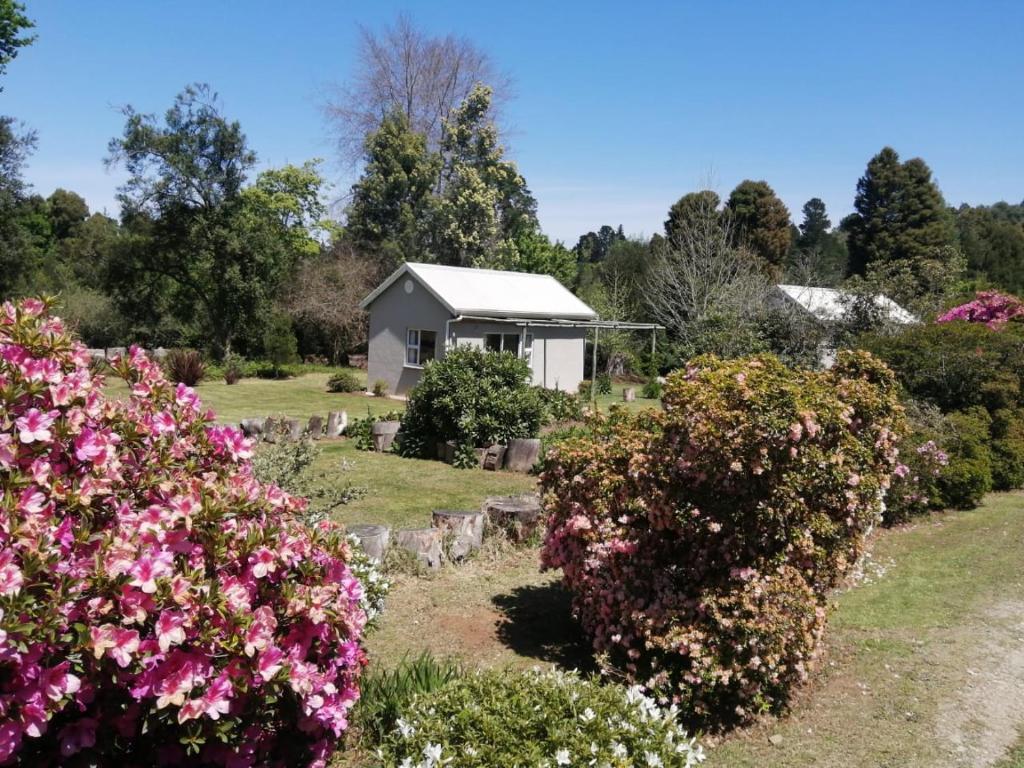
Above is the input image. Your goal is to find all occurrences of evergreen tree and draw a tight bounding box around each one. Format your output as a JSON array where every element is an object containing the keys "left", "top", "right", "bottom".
[
  {"left": 572, "top": 224, "right": 626, "bottom": 263},
  {"left": 956, "top": 202, "right": 1024, "bottom": 293},
  {"left": 345, "top": 113, "right": 440, "bottom": 276},
  {"left": 798, "top": 197, "right": 830, "bottom": 249},
  {"left": 665, "top": 190, "right": 721, "bottom": 244},
  {"left": 725, "top": 180, "right": 792, "bottom": 267},
  {"left": 845, "top": 147, "right": 956, "bottom": 275}
]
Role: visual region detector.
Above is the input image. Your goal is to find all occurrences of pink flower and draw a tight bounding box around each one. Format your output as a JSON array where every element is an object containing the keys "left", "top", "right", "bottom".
[
  {"left": 91, "top": 624, "right": 140, "bottom": 668},
  {"left": 257, "top": 646, "right": 285, "bottom": 682},
  {"left": 40, "top": 662, "right": 82, "bottom": 701},
  {"left": 58, "top": 718, "right": 97, "bottom": 758},
  {"left": 15, "top": 407, "right": 57, "bottom": 443},
  {"left": 129, "top": 549, "right": 174, "bottom": 593},
  {"left": 156, "top": 611, "right": 187, "bottom": 653},
  {"left": 249, "top": 547, "right": 277, "bottom": 579},
  {"left": 200, "top": 673, "right": 233, "bottom": 720},
  {"left": 74, "top": 428, "right": 108, "bottom": 463},
  {"left": 0, "top": 551, "right": 23, "bottom": 596}
]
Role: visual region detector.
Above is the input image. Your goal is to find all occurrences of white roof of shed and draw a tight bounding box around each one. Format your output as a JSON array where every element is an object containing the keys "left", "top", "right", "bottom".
[
  {"left": 361, "top": 262, "right": 598, "bottom": 320},
  {"left": 775, "top": 284, "right": 916, "bottom": 324}
]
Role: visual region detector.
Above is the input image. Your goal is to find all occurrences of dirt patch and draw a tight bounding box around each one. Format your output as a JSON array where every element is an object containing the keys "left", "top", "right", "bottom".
[{"left": 938, "top": 601, "right": 1024, "bottom": 767}]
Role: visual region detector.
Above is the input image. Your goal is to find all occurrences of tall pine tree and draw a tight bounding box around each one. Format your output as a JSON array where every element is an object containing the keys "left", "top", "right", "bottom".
[{"left": 725, "top": 180, "right": 792, "bottom": 267}]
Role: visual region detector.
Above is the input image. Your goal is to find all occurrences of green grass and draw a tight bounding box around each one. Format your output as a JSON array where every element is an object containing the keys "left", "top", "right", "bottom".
[
  {"left": 321, "top": 440, "right": 536, "bottom": 530},
  {"left": 105, "top": 370, "right": 401, "bottom": 424}
]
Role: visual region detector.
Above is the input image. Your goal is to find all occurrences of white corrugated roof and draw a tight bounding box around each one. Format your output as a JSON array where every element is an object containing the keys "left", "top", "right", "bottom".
[
  {"left": 361, "top": 262, "right": 598, "bottom": 320},
  {"left": 775, "top": 284, "right": 916, "bottom": 324}
]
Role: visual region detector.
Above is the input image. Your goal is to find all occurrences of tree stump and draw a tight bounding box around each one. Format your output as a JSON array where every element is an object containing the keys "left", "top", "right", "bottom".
[
  {"left": 307, "top": 415, "right": 324, "bottom": 439},
  {"left": 623, "top": 387, "right": 636, "bottom": 402},
  {"left": 326, "top": 411, "right": 348, "bottom": 437},
  {"left": 431, "top": 510, "right": 485, "bottom": 560},
  {"left": 263, "top": 417, "right": 279, "bottom": 443},
  {"left": 396, "top": 527, "right": 443, "bottom": 570},
  {"left": 86, "top": 348, "right": 106, "bottom": 362},
  {"left": 239, "top": 418, "right": 265, "bottom": 438},
  {"left": 279, "top": 418, "right": 302, "bottom": 442},
  {"left": 105, "top": 346, "right": 127, "bottom": 360},
  {"left": 482, "top": 494, "right": 544, "bottom": 543},
  {"left": 348, "top": 524, "right": 390, "bottom": 563},
  {"left": 371, "top": 420, "right": 401, "bottom": 452},
  {"left": 503, "top": 438, "right": 541, "bottom": 472},
  {"left": 482, "top": 444, "right": 506, "bottom": 471},
  {"left": 438, "top": 441, "right": 457, "bottom": 464}
]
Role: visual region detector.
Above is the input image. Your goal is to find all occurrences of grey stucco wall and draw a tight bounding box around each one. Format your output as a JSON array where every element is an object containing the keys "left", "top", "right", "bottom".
[
  {"left": 366, "top": 274, "right": 452, "bottom": 396},
  {"left": 450, "top": 321, "right": 586, "bottom": 391}
]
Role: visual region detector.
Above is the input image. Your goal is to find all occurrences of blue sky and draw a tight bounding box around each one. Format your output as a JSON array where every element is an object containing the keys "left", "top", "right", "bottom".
[{"left": 5, "top": 0, "right": 1023, "bottom": 243}]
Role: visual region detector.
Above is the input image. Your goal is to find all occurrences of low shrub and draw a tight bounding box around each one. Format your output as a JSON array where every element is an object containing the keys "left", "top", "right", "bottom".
[
  {"left": 939, "top": 407, "right": 994, "bottom": 508},
  {"left": 223, "top": 357, "right": 242, "bottom": 385},
  {"left": 595, "top": 371, "right": 612, "bottom": 395},
  {"left": 349, "top": 410, "right": 404, "bottom": 451},
  {"left": 642, "top": 376, "right": 663, "bottom": 399},
  {"left": 375, "top": 668, "right": 705, "bottom": 768},
  {"left": 354, "top": 653, "right": 462, "bottom": 746},
  {"left": 577, "top": 379, "right": 592, "bottom": 400},
  {"left": 990, "top": 407, "right": 1024, "bottom": 490},
  {"left": 372, "top": 379, "right": 388, "bottom": 397},
  {"left": 398, "top": 346, "right": 544, "bottom": 459},
  {"left": 163, "top": 347, "right": 205, "bottom": 386},
  {"left": 0, "top": 298, "right": 368, "bottom": 765},
  {"left": 884, "top": 401, "right": 949, "bottom": 524},
  {"left": 254, "top": 363, "right": 300, "bottom": 379},
  {"left": 536, "top": 386, "right": 584, "bottom": 423},
  {"left": 327, "top": 369, "right": 363, "bottom": 393},
  {"left": 541, "top": 351, "right": 904, "bottom": 728}
]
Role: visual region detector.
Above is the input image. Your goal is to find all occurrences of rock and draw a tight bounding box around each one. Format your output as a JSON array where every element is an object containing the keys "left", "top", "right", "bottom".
[
  {"left": 431, "top": 510, "right": 485, "bottom": 560},
  {"left": 371, "top": 420, "right": 401, "bottom": 452},
  {"left": 86, "top": 348, "right": 106, "bottom": 362},
  {"left": 482, "top": 444, "right": 506, "bottom": 471},
  {"left": 482, "top": 494, "right": 544, "bottom": 543},
  {"left": 503, "top": 438, "right": 541, "bottom": 473},
  {"left": 307, "top": 415, "right": 324, "bottom": 440},
  {"left": 152, "top": 347, "right": 169, "bottom": 360},
  {"left": 768, "top": 734, "right": 783, "bottom": 747},
  {"left": 396, "top": 527, "right": 443, "bottom": 570},
  {"left": 283, "top": 418, "right": 303, "bottom": 442},
  {"left": 263, "top": 417, "right": 279, "bottom": 443},
  {"left": 105, "top": 346, "right": 127, "bottom": 360},
  {"left": 348, "top": 524, "right": 390, "bottom": 562},
  {"left": 326, "top": 411, "right": 348, "bottom": 437},
  {"left": 239, "top": 418, "right": 265, "bottom": 438},
  {"left": 623, "top": 387, "right": 636, "bottom": 402},
  {"left": 438, "top": 441, "right": 456, "bottom": 464}
]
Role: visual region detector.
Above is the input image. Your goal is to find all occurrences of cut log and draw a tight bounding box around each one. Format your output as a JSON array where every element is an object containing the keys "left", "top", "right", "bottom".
[
  {"left": 307, "top": 415, "right": 324, "bottom": 440},
  {"left": 482, "top": 444, "right": 506, "bottom": 471},
  {"left": 263, "top": 417, "right": 279, "bottom": 443},
  {"left": 348, "top": 524, "right": 390, "bottom": 562},
  {"left": 239, "top": 418, "right": 265, "bottom": 438},
  {"left": 473, "top": 447, "right": 487, "bottom": 468},
  {"left": 326, "top": 411, "right": 348, "bottom": 437},
  {"left": 503, "top": 438, "right": 541, "bottom": 473},
  {"left": 431, "top": 510, "right": 485, "bottom": 560},
  {"left": 282, "top": 418, "right": 302, "bottom": 442},
  {"left": 105, "top": 346, "right": 127, "bottom": 360},
  {"left": 482, "top": 494, "right": 544, "bottom": 543},
  {"left": 623, "top": 387, "right": 636, "bottom": 402},
  {"left": 371, "top": 420, "right": 401, "bottom": 452},
  {"left": 86, "top": 348, "right": 106, "bottom": 362},
  {"left": 396, "top": 527, "right": 443, "bottom": 570}
]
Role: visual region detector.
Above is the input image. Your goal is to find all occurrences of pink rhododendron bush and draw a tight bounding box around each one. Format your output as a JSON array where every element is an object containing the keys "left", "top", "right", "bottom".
[
  {"left": 0, "top": 299, "right": 367, "bottom": 766},
  {"left": 936, "top": 290, "right": 1024, "bottom": 327},
  {"left": 540, "top": 351, "right": 905, "bottom": 728}
]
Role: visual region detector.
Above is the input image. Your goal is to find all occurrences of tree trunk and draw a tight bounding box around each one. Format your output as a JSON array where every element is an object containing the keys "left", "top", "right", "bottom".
[
  {"left": 431, "top": 510, "right": 485, "bottom": 560},
  {"left": 396, "top": 528, "right": 443, "bottom": 570},
  {"left": 348, "top": 524, "right": 390, "bottom": 562},
  {"left": 482, "top": 494, "right": 544, "bottom": 543}
]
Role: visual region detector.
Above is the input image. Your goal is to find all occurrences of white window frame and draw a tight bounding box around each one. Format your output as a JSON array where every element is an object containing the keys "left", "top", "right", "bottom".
[
  {"left": 523, "top": 333, "right": 534, "bottom": 366},
  {"left": 406, "top": 329, "right": 437, "bottom": 368},
  {"left": 484, "top": 331, "right": 523, "bottom": 356}
]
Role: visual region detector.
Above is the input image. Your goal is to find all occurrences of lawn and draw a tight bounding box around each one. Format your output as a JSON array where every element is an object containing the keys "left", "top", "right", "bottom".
[{"left": 361, "top": 493, "right": 1024, "bottom": 768}]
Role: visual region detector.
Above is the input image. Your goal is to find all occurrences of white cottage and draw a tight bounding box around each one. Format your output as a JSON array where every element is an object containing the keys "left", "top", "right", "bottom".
[{"left": 360, "top": 263, "right": 613, "bottom": 396}]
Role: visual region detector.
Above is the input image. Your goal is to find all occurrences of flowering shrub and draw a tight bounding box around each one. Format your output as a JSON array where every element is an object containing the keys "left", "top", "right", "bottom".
[
  {"left": 937, "top": 290, "right": 1024, "bottom": 328},
  {"left": 0, "top": 298, "right": 367, "bottom": 766},
  {"left": 541, "top": 351, "right": 904, "bottom": 727},
  {"left": 375, "top": 668, "right": 705, "bottom": 768}
]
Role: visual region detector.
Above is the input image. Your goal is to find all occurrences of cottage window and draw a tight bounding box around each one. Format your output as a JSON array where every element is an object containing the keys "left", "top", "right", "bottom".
[
  {"left": 406, "top": 329, "right": 437, "bottom": 366},
  {"left": 484, "top": 332, "right": 522, "bottom": 355}
]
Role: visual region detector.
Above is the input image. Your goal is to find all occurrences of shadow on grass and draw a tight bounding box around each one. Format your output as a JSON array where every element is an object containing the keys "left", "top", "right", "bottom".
[{"left": 491, "top": 582, "right": 596, "bottom": 672}]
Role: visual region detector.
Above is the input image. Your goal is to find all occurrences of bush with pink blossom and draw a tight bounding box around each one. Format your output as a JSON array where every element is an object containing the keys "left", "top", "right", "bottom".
[
  {"left": 0, "top": 298, "right": 367, "bottom": 766},
  {"left": 936, "top": 290, "right": 1024, "bottom": 328},
  {"left": 540, "top": 351, "right": 904, "bottom": 728}
]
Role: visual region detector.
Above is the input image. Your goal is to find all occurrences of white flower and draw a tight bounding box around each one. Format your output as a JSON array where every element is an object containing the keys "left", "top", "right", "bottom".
[
  {"left": 396, "top": 717, "right": 416, "bottom": 738},
  {"left": 611, "top": 742, "right": 628, "bottom": 758},
  {"left": 580, "top": 707, "right": 596, "bottom": 723},
  {"left": 645, "top": 752, "right": 664, "bottom": 767},
  {"left": 465, "top": 746, "right": 477, "bottom": 756},
  {"left": 555, "top": 748, "right": 571, "bottom": 765},
  {"left": 423, "top": 742, "right": 443, "bottom": 768}
]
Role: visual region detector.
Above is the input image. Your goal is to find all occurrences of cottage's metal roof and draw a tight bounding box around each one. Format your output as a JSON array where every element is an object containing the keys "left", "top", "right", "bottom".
[
  {"left": 360, "top": 262, "right": 598, "bottom": 320},
  {"left": 775, "top": 284, "right": 916, "bottom": 324}
]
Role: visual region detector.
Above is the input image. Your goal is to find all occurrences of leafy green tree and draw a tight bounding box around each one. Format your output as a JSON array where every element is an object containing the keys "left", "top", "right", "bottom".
[
  {"left": 844, "top": 147, "right": 956, "bottom": 275},
  {"left": 107, "top": 84, "right": 327, "bottom": 356},
  {"left": 572, "top": 224, "right": 625, "bottom": 263},
  {"left": 726, "top": 180, "right": 792, "bottom": 267},
  {"left": 665, "top": 190, "right": 721, "bottom": 244},
  {"left": 513, "top": 229, "right": 576, "bottom": 286},
  {"left": 956, "top": 202, "right": 1024, "bottom": 293},
  {"left": 345, "top": 113, "right": 440, "bottom": 276},
  {"left": 46, "top": 188, "right": 89, "bottom": 240},
  {"left": 0, "top": 116, "right": 36, "bottom": 295},
  {"left": 263, "top": 312, "right": 298, "bottom": 374},
  {"left": 0, "top": 0, "right": 33, "bottom": 88}
]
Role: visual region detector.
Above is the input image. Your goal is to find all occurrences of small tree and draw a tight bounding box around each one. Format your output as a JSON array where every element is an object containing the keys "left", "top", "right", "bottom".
[{"left": 263, "top": 312, "right": 298, "bottom": 376}]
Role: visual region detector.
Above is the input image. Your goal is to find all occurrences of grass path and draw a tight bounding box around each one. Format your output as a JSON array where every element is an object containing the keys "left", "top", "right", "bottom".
[{"left": 363, "top": 493, "right": 1024, "bottom": 767}]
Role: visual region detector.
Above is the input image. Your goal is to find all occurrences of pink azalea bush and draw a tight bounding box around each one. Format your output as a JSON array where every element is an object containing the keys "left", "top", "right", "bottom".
[
  {"left": 936, "top": 290, "right": 1024, "bottom": 328},
  {"left": 540, "top": 351, "right": 905, "bottom": 728},
  {"left": 0, "top": 298, "right": 367, "bottom": 766}
]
